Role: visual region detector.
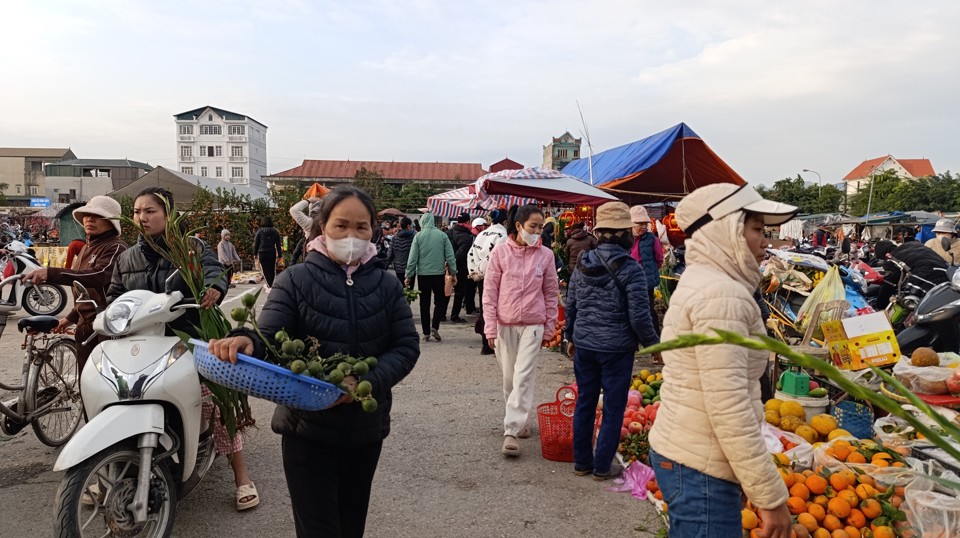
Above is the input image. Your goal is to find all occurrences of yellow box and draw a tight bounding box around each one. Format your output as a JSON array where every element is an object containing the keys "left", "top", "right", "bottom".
[{"left": 822, "top": 313, "right": 902, "bottom": 370}]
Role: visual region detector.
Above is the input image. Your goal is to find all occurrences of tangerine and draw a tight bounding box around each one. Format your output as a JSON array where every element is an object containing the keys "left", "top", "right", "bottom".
[
  {"left": 806, "top": 474, "right": 828, "bottom": 495},
  {"left": 797, "top": 512, "right": 819, "bottom": 532},
  {"left": 837, "top": 489, "right": 860, "bottom": 509},
  {"left": 846, "top": 452, "right": 867, "bottom": 464},
  {"left": 788, "top": 496, "right": 808, "bottom": 515},
  {"left": 830, "top": 529, "right": 848, "bottom": 538},
  {"left": 812, "top": 529, "right": 831, "bottom": 538},
  {"left": 828, "top": 497, "right": 851, "bottom": 518},
  {"left": 822, "top": 514, "right": 843, "bottom": 531},
  {"left": 872, "top": 526, "right": 894, "bottom": 538},
  {"left": 742, "top": 508, "right": 759, "bottom": 530},
  {"left": 843, "top": 525, "right": 861, "bottom": 538},
  {"left": 846, "top": 508, "right": 866, "bottom": 529},
  {"left": 807, "top": 502, "right": 826, "bottom": 522},
  {"left": 855, "top": 484, "right": 877, "bottom": 500},
  {"left": 813, "top": 494, "right": 829, "bottom": 507},
  {"left": 860, "top": 498, "right": 882, "bottom": 519},
  {"left": 791, "top": 483, "right": 811, "bottom": 501}
]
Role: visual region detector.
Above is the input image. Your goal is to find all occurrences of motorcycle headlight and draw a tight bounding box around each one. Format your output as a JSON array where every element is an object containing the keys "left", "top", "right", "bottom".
[
  {"left": 98, "top": 340, "right": 189, "bottom": 400},
  {"left": 952, "top": 269, "right": 960, "bottom": 290},
  {"left": 104, "top": 299, "right": 140, "bottom": 335}
]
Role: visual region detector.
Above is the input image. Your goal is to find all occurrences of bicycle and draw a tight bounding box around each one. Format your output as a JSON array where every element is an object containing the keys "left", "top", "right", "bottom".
[{"left": 0, "top": 302, "right": 83, "bottom": 447}]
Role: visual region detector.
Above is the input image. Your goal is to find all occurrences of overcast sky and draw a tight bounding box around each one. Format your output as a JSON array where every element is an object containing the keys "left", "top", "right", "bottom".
[{"left": 2, "top": 1, "right": 957, "bottom": 186}]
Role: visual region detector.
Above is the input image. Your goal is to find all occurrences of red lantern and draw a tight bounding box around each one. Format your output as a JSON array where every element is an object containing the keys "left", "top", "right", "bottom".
[{"left": 662, "top": 212, "right": 687, "bottom": 248}]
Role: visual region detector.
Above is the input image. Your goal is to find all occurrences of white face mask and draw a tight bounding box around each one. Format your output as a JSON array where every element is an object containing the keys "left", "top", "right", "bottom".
[
  {"left": 519, "top": 229, "right": 541, "bottom": 247},
  {"left": 326, "top": 236, "right": 369, "bottom": 265}
]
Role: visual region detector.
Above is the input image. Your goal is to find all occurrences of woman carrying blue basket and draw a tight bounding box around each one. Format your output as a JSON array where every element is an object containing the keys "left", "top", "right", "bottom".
[{"left": 209, "top": 186, "right": 420, "bottom": 538}]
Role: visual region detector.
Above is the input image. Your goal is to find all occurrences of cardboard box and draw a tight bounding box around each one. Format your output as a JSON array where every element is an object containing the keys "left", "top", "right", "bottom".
[{"left": 821, "top": 312, "right": 901, "bottom": 370}]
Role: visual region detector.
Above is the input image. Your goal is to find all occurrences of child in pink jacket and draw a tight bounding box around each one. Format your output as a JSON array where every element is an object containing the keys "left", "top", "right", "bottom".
[{"left": 483, "top": 205, "right": 560, "bottom": 457}]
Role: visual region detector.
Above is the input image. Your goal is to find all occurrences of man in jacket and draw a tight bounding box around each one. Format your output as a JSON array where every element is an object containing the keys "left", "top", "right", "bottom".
[
  {"left": 468, "top": 209, "right": 509, "bottom": 354},
  {"left": 387, "top": 217, "right": 415, "bottom": 283},
  {"left": 925, "top": 218, "right": 960, "bottom": 265},
  {"left": 447, "top": 212, "right": 476, "bottom": 323},
  {"left": 22, "top": 196, "right": 128, "bottom": 369},
  {"left": 405, "top": 213, "right": 457, "bottom": 342},
  {"left": 563, "top": 221, "right": 597, "bottom": 271}
]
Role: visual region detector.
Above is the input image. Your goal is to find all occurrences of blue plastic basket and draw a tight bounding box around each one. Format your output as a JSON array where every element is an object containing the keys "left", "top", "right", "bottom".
[
  {"left": 190, "top": 339, "right": 343, "bottom": 412},
  {"left": 831, "top": 400, "right": 874, "bottom": 440}
]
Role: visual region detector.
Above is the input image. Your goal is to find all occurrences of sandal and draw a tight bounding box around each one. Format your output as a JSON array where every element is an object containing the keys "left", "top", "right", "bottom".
[
  {"left": 501, "top": 435, "right": 520, "bottom": 457},
  {"left": 236, "top": 483, "right": 260, "bottom": 511}
]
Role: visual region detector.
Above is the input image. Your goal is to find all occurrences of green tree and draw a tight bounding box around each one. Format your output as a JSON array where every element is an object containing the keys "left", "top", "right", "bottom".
[{"left": 847, "top": 169, "right": 901, "bottom": 215}]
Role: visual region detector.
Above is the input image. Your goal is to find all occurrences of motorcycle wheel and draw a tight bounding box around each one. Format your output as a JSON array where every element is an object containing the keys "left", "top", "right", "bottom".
[
  {"left": 24, "top": 283, "right": 67, "bottom": 316},
  {"left": 54, "top": 445, "right": 177, "bottom": 538},
  {"left": 28, "top": 339, "right": 82, "bottom": 447}
]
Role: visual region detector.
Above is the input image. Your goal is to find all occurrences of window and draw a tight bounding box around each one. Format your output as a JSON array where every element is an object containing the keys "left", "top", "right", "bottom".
[
  {"left": 231, "top": 146, "right": 244, "bottom": 157},
  {"left": 573, "top": 149, "right": 580, "bottom": 158},
  {"left": 182, "top": 167, "right": 194, "bottom": 175},
  {"left": 16, "top": 185, "right": 21, "bottom": 194},
  {"left": 557, "top": 149, "right": 569, "bottom": 159},
  {"left": 208, "top": 114, "right": 213, "bottom": 121},
  {"left": 200, "top": 125, "right": 222, "bottom": 135},
  {"left": 231, "top": 167, "right": 244, "bottom": 178},
  {"left": 215, "top": 166, "right": 223, "bottom": 178},
  {"left": 199, "top": 146, "right": 207, "bottom": 156},
  {"left": 229, "top": 125, "right": 245, "bottom": 135},
  {"left": 215, "top": 146, "right": 223, "bottom": 157},
  {"left": 200, "top": 166, "right": 207, "bottom": 177},
  {"left": 179, "top": 125, "right": 193, "bottom": 135},
  {"left": 180, "top": 146, "right": 192, "bottom": 157},
  {"left": 30, "top": 185, "right": 38, "bottom": 195}
]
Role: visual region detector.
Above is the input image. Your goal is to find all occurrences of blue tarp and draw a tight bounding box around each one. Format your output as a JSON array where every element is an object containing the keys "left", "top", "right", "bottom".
[{"left": 562, "top": 123, "right": 700, "bottom": 187}]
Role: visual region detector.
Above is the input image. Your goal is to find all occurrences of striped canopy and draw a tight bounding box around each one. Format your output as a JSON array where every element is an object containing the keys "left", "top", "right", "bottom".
[{"left": 426, "top": 187, "right": 534, "bottom": 220}]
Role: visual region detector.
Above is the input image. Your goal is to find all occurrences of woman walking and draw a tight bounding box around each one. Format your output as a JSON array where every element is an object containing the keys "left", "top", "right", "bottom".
[
  {"left": 648, "top": 183, "right": 797, "bottom": 538},
  {"left": 564, "top": 202, "right": 659, "bottom": 479},
  {"left": 209, "top": 186, "right": 419, "bottom": 537},
  {"left": 253, "top": 216, "right": 283, "bottom": 289},
  {"left": 405, "top": 213, "right": 457, "bottom": 342},
  {"left": 483, "top": 205, "right": 559, "bottom": 457}
]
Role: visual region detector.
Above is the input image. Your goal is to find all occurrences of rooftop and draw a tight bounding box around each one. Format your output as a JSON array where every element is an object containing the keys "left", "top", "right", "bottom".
[
  {"left": 46, "top": 158, "right": 153, "bottom": 170},
  {"left": 843, "top": 155, "right": 936, "bottom": 181},
  {"left": 270, "top": 160, "right": 487, "bottom": 182},
  {"left": 0, "top": 148, "right": 75, "bottom": 159},
  {"left": 173, "top": 106, "right": 267, "bottom": 128}
]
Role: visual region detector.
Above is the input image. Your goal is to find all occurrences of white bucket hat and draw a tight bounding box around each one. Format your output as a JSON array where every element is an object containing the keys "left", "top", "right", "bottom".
[
  {"left": 677, "top": 183, "right": 797, "bottom": 236},
  {"left": 73, "top": 196, "right": 122, "bottom": 235},
  {"left": 932, "top": 219, "right": 957, "bottom": 235},
  {"left": 471, "top": 217, "right": 488, "bottom": 228}
]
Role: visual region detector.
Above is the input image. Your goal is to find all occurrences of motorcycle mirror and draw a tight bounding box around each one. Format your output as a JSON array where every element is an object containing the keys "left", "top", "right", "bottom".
[
  {"left": 72, "top": 281, "right": 90, "bottom": 300},
  {"left": 164, "top": 270, "right": 178, "bottom": 294},
  {"left": 941, "top": 236, "right": 953, "bottom": 253}
]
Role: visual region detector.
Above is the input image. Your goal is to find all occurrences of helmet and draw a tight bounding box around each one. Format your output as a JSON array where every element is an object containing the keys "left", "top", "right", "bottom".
[{"left": 932, "top": 219, "right": 957, "bottom": 234}]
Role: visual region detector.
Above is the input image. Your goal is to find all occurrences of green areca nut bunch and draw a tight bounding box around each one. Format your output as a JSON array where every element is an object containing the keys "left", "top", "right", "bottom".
[{"left": 230, "top": 293, "right": 378, "bottom": 413}]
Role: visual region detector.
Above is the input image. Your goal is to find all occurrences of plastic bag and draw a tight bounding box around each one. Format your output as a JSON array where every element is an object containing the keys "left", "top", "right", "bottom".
[
  {"left": 903, "top": 459, "right": 960, "bottom": 537},
  {"left": 762, "top": 422, "right": 815, "bottom": 469},
  {"left": 607, "top": 461, "right": 657, "bottom": 499},
  {"left": 797, "top": 266, "right": 845, "bottom": 332},
  {"left": 813, "top": 436, "right": 876, "bottom": 473},
  {"left": 873, "top": 415, "right": 917, "bottom": 448},
  {"left": 892, "top": 352, "right": 960, "bottom": 394}
]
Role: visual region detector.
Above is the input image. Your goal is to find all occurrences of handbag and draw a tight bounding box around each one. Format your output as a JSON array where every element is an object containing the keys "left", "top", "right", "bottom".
[{"left": 444, "top": 262, "right": 455, "bottom": 297}]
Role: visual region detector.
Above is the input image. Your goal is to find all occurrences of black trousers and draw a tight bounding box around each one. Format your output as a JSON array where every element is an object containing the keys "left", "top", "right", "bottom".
[
  {"left": 417, "top": 274, "right": 448, "bottom": 335},
  {"left": 258, "top": 252, "right": 277, "bottom": 287},
  {"left": 282, "top": 435, "right": 383, "bottom": 538},
  {"left": 449, "top": 269, "right": 476, "bottom": 318}
]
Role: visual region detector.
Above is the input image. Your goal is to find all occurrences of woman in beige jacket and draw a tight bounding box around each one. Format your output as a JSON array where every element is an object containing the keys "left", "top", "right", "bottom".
[{"left": 648, "top": 183, "right": 797, "bottom": 538}]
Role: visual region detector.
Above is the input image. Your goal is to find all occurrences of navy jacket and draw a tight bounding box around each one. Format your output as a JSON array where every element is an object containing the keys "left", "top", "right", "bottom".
[{"left": 564, "top": 243, "right": 659, "bottom": 353}]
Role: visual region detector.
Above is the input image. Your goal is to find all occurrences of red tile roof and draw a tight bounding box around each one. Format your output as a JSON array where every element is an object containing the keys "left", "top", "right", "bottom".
[
  {"left": 842, "top": 156, "right": 936, "bottom": 181},
  {"left": 489, "top": 157, "right": 524, "bottom": 173},
  {"left": 271, "top": 160, "right": 487, "bottom": 182}
]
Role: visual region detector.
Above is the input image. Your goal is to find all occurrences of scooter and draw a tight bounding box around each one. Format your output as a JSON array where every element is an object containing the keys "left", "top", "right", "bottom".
[
  {"left": 896, "top": 267, "right": 960, "bottom": 355},
  {"left": 0, "top": 240, "right": 67, "bottom": 316},
  {"left": 53, "top": 280, "right": 217, "bottom": 538}
]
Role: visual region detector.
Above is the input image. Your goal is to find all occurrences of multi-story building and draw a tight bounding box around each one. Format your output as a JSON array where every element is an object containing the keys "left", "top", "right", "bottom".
[
  {"left": 542, "top": 131, "right": 581, "bottom": 171},
  {"left": 842, "top": 155, "right": 936, "bottom": 198},
  {"left": 173, "top": 106, "right": 267, "bottom": 192},
  {"left": 0, "top": 148, "right": 76, "bottom": 206},
  {"left": 44, "top": 158, "right": 153, "bottom": 203}
]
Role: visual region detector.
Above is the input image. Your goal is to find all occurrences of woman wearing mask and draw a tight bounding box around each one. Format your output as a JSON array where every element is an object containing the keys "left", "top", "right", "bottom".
[
  {"left": 106, "top": 187, "right": 259, "bottom": 511},
  {"left": 483, "top": 205, "right": 559, "bottom": 457},
  {"left": 208, "top": 186, "right": 419, "bottom": 537},
  {"left": 648, "top": 183, "right": 797, "bottom": 538},
  {"left": 564, "top": 202, "right": 659, "bottom": 480},
  {"left": 253, "top": 216, "right": 283, "bottom": 290}
]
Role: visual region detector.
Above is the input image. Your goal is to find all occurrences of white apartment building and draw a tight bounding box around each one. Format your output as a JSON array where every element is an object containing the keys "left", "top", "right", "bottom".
[{"left": 174, "top": 106, "right": 268, "bottom": 192}]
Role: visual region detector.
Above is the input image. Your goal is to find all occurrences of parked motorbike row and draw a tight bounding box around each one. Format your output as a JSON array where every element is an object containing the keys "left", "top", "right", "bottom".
[{"left": 762, "top": 237, "right": 960, "bottom": 356}]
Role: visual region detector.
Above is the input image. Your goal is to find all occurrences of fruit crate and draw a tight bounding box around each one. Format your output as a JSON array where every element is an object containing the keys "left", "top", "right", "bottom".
[{"left": 191, "top": 339, "right": 343, "bottom": 412}]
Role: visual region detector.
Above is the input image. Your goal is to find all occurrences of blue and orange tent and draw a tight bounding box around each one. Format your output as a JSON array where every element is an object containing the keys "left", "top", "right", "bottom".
[{"left": 562, "top": 122, "right": 745, "bottom": 203}]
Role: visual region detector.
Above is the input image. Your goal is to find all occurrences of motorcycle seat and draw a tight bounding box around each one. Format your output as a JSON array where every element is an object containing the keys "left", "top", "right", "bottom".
[{"left": 18, "top": 315, "right": 59, "bottom": 333}]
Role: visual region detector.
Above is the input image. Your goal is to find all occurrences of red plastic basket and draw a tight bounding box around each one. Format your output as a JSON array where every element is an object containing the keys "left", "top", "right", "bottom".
[{"left": 537, "top": 385, "right": 577, "bottom": 462}]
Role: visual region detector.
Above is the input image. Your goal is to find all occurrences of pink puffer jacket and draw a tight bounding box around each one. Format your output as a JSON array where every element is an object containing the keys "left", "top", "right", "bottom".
[{"left": 482, "top": 238, "right": 559, "bottom": 338}]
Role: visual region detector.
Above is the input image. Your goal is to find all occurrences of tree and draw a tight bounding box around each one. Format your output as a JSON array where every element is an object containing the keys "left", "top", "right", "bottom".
[{"left": 846, "top": 169, "right": 902, "bottom": 215}]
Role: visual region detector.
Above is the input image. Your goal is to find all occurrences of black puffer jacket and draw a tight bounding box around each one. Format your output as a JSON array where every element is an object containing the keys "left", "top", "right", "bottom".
[
  {"left": 446, "top": 224, "right": 474, "bottom": 276},
  {"left": 253, "top": 226, "right": 282, "bottom": 256},
  {"left": 387, "top": 229, "right": 415, "bottom": 274},
  {"left": 564, "top": 243, "right": 659, "bottom": 353},
  {"left": 237, "top": 250, "right": 419, "bottom": 447},
  {"left": 106, "top": 236, "right": 228, "bottom": 336}
]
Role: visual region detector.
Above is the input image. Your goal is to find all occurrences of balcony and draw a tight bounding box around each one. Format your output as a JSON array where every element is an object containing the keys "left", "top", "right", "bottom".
[
  {"left": 180, "top": 156, "right": 195, "bottom": 162},
  {"left": 228, "top": 156, "right": 247, "bottom": 163},
  {"left": 228, "top": 135, "right": 247, "bottom": 142},
  {"left": 179, "top": 135, "right": 194, "bottom": 141}
]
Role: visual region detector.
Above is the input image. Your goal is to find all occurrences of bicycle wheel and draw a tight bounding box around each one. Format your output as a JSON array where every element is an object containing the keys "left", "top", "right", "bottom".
[{"left": 27, "top": 339, "right": 83, "bottom": 447}]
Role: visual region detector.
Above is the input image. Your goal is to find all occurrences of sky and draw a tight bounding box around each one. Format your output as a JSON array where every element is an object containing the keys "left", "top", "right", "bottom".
[{"left": 2, "top": 0, "right": 958, "bottom": 186}]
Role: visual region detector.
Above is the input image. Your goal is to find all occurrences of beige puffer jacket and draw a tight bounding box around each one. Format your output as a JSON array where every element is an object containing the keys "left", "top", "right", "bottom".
[{"left": 648, "top": 210, "right": 789, "bottom": 510}]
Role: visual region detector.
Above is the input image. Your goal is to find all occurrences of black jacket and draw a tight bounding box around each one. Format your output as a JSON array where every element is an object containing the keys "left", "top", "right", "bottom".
[
  {"left": 107, "top": 236, "right": 228, "bottom": 336},
  {"left": 236, "top": 250, "right": 419, "bottom": 447},
  {"left": 387, "top": 229, "right": 415, "bottom": 273},
  {"left": 446, "top": 224, "right": 474, "bottom": 275},
  {"left": 253, "top": 226, "right": 283, "bottom": 256}
]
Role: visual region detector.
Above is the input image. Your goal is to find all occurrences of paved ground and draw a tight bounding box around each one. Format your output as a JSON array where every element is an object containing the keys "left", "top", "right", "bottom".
[{"left": 0, "top": 282, "right": 662, "bottom": 537}]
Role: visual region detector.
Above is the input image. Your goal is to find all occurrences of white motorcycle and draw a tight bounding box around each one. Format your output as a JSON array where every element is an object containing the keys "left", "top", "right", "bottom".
[
  {"left": 0, "top": 240, "right": 68, "bottom": 316},
  {"left": 53, "top": 280, "right": 217, "bottom": 538}
]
